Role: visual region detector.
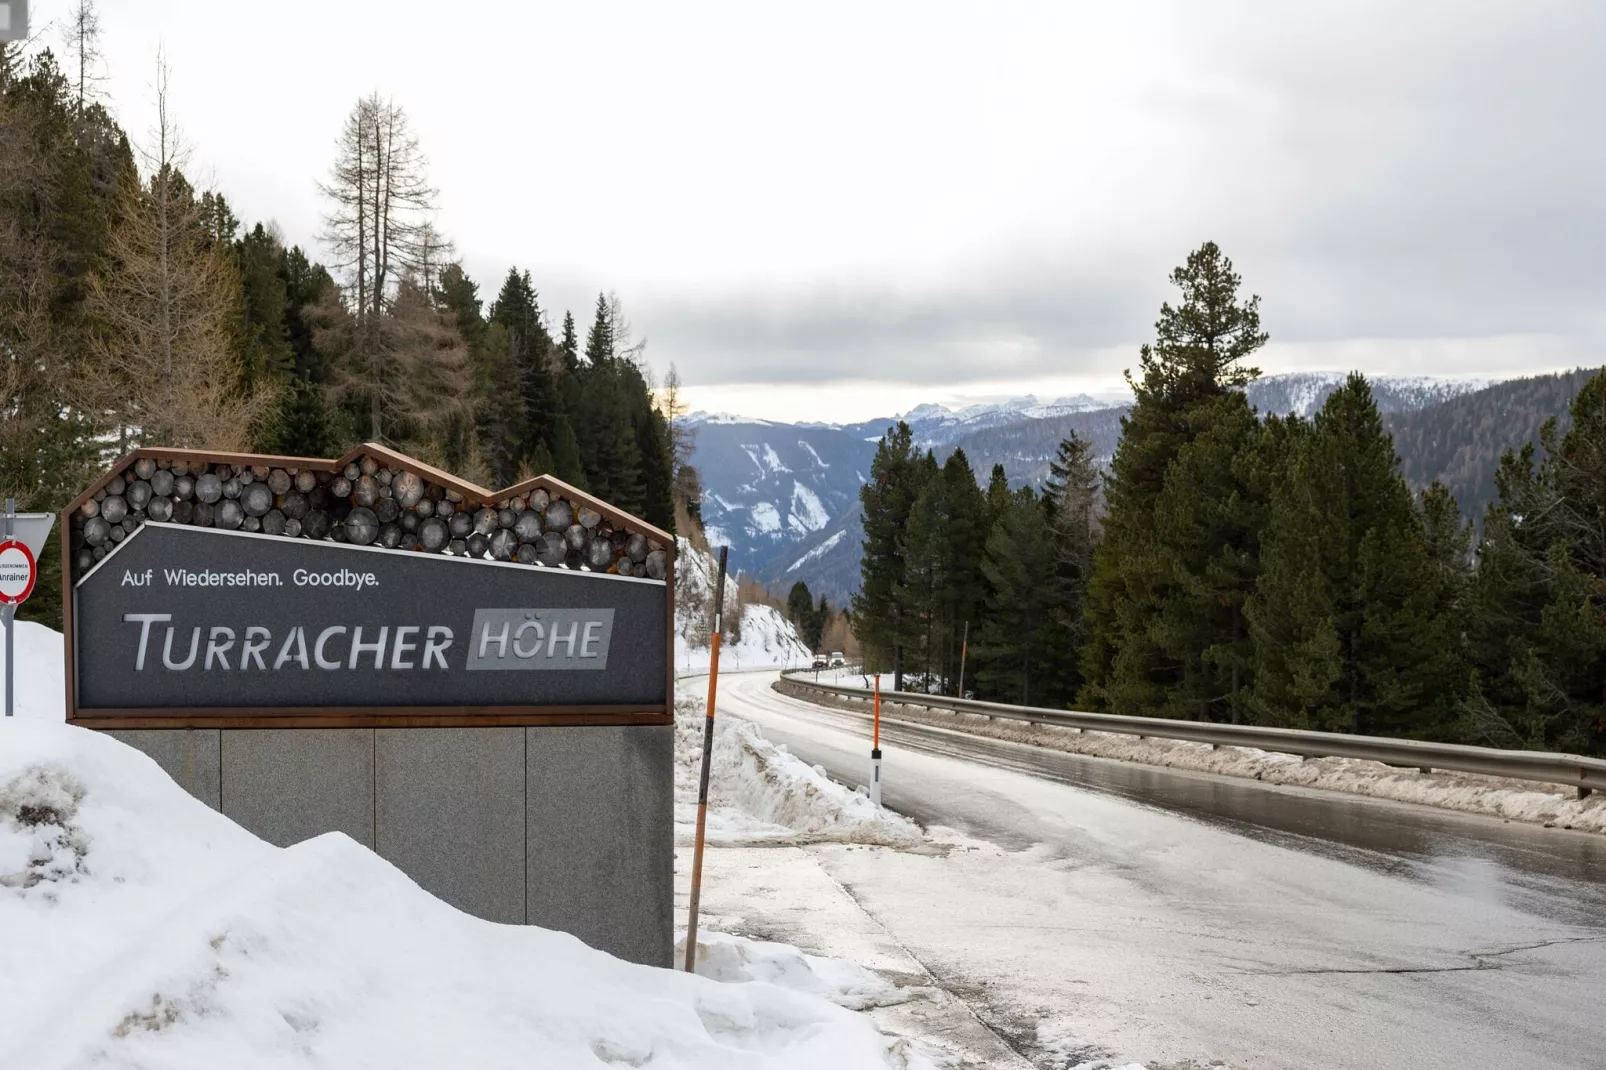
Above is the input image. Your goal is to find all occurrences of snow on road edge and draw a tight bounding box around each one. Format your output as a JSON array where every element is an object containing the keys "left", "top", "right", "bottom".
[
  {"left": 675, "top": 695, "right": 923, "bottom": 848},
  {"left": 777, "top": 680, "right": 1606, "bottom": 835}
]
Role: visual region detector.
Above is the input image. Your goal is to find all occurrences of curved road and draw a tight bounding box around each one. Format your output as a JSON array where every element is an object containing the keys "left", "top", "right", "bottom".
[{"left": 717, "top": 670, "right": 1606, "bottom": 1069}]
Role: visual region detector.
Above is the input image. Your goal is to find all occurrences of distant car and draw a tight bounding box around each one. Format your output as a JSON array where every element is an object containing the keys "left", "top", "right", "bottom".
[
  {"left": 829, "top": 652, "right": 845, "bottom": 668},
  {"left": 811, "top": 653, "right": 828, "bottom": 669}
]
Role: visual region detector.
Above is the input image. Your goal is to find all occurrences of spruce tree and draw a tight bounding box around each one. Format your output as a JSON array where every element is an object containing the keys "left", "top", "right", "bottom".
[
  {"left": 852, "top": 422, "right": 922, "bottom": 685},
  {"left": 1043, "top": 432, "right": 1102, "bottom": 703},
  {"left": 267, "top": 245, "right": 340, "bottom": 455},
  {"left": 1149, "top": 394, "right": 1267, "bottom": 721},
  {"left": 1466, "top": 372, "right": 1606, "bottom": 754},
  {"left": 894, "top": 453, "right": 945, "bottom": 690},
  {"left": 559, "top": 309, "right": 580, "bottom": 373},
  {"left": 976, "top": 488, "right": 1069, "bottom": 705},
  {"left": 1082, "top": 241, "right": 1266, "bottom": 715},
  {"left": 1247, "top": 374, "right": 1461, "bottom": 737},
  {"left": 487, "top": 268, "right": 558, "bottom": 468},
  {"left": 938, "top": 449, "right": 989, "bottom": 695}
]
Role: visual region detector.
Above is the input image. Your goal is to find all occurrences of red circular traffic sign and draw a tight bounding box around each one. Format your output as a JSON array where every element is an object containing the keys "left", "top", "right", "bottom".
[{"left": 0, "top": 540, "right": 37, "bottom": 604}]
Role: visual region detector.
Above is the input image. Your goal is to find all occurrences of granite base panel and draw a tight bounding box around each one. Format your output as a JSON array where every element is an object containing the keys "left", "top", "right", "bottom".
[{"left": 109, "top": 723, "right": 673, "bottom": 967}]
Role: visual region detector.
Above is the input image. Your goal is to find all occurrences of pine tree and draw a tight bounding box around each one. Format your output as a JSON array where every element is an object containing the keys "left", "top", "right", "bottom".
[
  {"left": 1082, "top": 241, "right": 1267, "bottom": 714},
  {"left": 1149, "top": 395, "right": 1267, "bottom": 722}
]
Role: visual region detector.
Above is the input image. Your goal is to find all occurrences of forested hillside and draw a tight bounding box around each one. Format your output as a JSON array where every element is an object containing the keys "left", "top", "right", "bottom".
[
  {"left": 1384, "top": 368, "right": 1601, "bottom": 522},
  {"left": 943, "top": 407, "right": 1128, "bottom": 486}
]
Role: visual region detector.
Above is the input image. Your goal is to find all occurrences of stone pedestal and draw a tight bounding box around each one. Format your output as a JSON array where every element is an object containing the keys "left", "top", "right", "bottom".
[{"left": 112, "top": 724, "right": 674, "bottom": 967}]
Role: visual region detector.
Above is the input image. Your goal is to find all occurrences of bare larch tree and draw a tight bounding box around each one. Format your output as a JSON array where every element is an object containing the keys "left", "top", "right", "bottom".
[
  {"left": 319, "top": 93, "right": 469, "bottom": 443},
  {"left": 76, "top": 52, "right": 276, "bottom": 449}
]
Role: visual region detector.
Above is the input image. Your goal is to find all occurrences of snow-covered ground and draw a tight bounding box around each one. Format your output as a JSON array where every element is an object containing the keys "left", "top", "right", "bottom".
[
  {"left": 0, "top": 716, "right": 933, "bottom": 1069},
  {"left": 0, "top": 620, "right": 66, "bottom": 720},
  {"left": 0, "top": 618, "right": 947, "bottom": 1068},
  {"left": 781, "top": 680, "right": 1606, "bottom": 835}
]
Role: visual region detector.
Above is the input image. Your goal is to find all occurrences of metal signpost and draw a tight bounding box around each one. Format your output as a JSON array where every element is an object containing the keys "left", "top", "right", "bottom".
[{"left": 0, "top": 498, "right": 54, "bottom": 717}]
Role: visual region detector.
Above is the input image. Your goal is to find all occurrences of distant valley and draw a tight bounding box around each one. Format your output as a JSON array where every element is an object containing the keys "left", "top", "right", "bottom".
[{"left": 688, "top": 369, "right": 1597, "bottom": 603}]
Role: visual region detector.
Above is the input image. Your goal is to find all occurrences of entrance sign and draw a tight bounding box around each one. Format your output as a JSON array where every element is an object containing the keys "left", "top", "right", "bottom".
[
  {"left": 0, "top": 540, "right": 35, "bottom": 604},
  {"left": 61, "top": 444, "right": 675, "bottom": 728}
]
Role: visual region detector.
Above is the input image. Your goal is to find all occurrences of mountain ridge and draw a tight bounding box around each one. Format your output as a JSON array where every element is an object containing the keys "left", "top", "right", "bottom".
[{"left": 689, "top": 371, "right": 1584, "bottom": 604}]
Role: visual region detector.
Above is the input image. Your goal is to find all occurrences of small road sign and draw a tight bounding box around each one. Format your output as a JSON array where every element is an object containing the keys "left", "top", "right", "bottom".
[{"left": 0, "top": 539, "right": 35, "bottom": 605}]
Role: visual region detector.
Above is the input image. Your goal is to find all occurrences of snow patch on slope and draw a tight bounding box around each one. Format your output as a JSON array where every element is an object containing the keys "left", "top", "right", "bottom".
[
  {"left": 799, "top": 440, "right": 831, "bottom": 469},
  {"left": 788, "top": 530, "right": 847, "bottom": 573},
  {"left": 790, "top": 482, "right": 831, "bottom": 533},
  {"left": 749, "top": 502, "right": 783, "bottom": 536}
]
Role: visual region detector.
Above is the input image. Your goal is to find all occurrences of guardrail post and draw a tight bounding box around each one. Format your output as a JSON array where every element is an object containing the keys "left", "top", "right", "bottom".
[{"left": 1582, "top": 786, "right": 1594, "bottom": 800}]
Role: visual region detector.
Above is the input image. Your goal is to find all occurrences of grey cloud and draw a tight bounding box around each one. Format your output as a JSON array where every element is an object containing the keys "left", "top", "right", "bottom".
[{"left": 645, "top": 2, "right": 1605, "bottom": 386}]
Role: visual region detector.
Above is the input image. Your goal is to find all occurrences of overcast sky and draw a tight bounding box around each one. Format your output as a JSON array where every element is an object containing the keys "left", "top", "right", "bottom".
[{"left": 65, "top": 0, "right": 1606, "bottom": 421}]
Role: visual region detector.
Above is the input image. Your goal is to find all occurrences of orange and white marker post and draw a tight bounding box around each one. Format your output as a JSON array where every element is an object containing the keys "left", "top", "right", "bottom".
[
  {"left": 870, "top": 673, "right": 883, "bottom": 807},
  {"left": 683, "top": 545, "right": 729, "bottom": 973}
]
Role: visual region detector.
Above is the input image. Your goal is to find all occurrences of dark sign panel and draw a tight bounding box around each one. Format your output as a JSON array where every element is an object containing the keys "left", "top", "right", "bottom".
[{"left": 73, "top": 523, "right": 666, "bottom": 715}]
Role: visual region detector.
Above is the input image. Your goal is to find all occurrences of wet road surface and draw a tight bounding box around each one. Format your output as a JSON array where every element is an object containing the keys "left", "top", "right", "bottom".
[{"left": 717, "top": 670, "right": 1606, "bottom": 1069}]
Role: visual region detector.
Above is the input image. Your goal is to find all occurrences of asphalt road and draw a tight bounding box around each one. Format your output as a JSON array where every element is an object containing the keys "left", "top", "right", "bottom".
[{"left": 717, "top": 670, "right": 1606, "bottom": 1070}]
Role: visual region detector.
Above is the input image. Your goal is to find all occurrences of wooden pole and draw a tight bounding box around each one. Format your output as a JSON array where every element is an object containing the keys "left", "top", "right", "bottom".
[{"left": 684, "top": 545, "right": 729, "bottom": 973}]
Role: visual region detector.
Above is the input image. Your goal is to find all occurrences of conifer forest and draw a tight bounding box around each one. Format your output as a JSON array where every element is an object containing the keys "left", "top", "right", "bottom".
[{"left": 852, "top": 242, "right": 1606, "bottom": 758}]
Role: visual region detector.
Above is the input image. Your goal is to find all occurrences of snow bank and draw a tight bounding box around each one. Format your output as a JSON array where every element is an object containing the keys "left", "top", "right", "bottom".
[
  {"left": 0, "top": 620, "right": 65, "bottom": 721},
  {"left": 675, "top": 697, "right": 922, "bottom": 848},
  {"left": 677, "top": 930, "right": 910, "bottom": 1013},
  {"left": 790, "top": 685, "right": 1606, "bottom": 835},
  {"left": 0, "top": 718, "right": 927, "bottom": 1069},
  {"left": 676, "top": 537, "right": 814, "bottom": 673}
]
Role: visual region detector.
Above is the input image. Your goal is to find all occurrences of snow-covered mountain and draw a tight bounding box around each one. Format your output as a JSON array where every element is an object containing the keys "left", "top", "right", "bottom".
[{"left": 690, "top": 373, "right": 1497, "bottom": 603}]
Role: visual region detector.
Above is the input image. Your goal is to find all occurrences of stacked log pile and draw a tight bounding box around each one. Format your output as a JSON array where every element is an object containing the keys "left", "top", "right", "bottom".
[{"left": 68, "top": 453, "right": 669, "bottom": 583}]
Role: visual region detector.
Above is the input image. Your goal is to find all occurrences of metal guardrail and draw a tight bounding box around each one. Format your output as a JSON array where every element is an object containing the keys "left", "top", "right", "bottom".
[{"left": 778, "top": 672, "right": 1606, "bottom": 799}]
